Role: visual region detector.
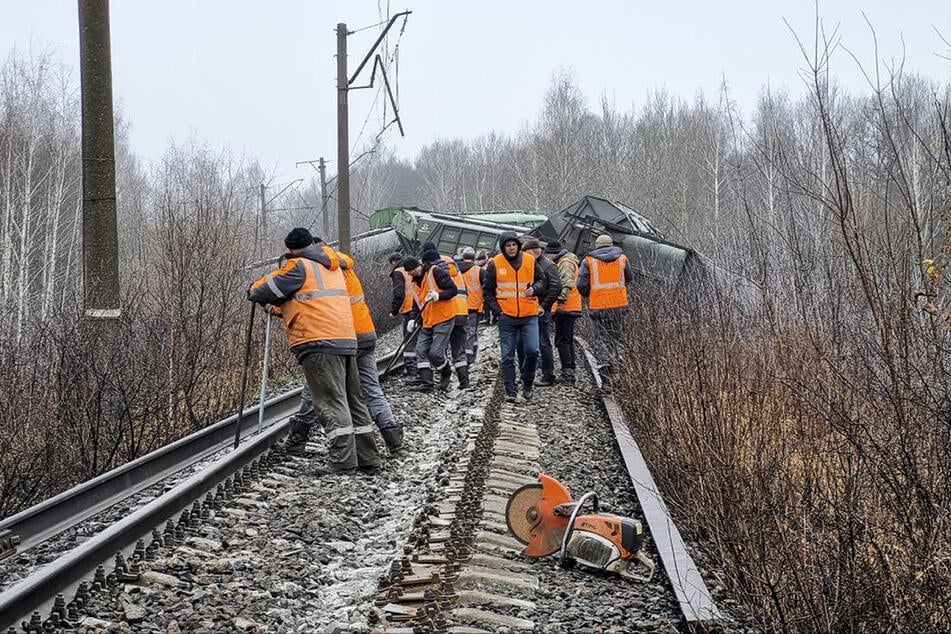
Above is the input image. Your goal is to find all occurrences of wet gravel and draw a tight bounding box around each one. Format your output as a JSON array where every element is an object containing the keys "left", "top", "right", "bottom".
[
  {"left": 524, "top": 360, "right": 758, "bottom": 633},
  {"left": 74, "top": 340, "right": 498, "bottom": 633}
]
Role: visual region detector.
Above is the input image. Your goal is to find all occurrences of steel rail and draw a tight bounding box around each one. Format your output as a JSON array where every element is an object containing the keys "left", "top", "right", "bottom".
[
  {"left": 0, "top": 351, "right": 398, "bottom": 559},
  {"left": 0, "top": 390, "right": 301, "bottom": 560},
  {"left": 0, "top": 350, "right": 400, "bottom": 631},
  {"left": 0, "top": 411, "right": 286, "bottom": 632},
  {"left": 578, "top": 339, "right": 722, "bottom": 626}
]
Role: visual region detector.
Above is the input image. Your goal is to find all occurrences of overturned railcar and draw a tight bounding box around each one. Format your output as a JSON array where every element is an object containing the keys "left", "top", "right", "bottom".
[
  {"left": 530, "top": 195, "right": 755, "bottom": 303},
  {"left": 369, "top": 207, "right": 546, "bottom": 257}
]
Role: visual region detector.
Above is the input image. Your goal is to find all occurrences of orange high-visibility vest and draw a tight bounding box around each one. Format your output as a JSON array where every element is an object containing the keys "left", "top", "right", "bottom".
[
  {"left": 440, "top": 255, "right": 468, "bottom": 317},
  {"left": 336, "top": 251, "right": 376, "bottom": 346},
  {"left": 416, "top": 266, "right": 457, "bottom": 328},
  {"left": 491, "top": 252, "right": 539, "bottom": 318},
  {"left": 394, "top": 267, "right": 416, "bottom": 314},
  {"left": 553, "top": 258, "right": 582, "bottom": 314},
  {"left": 252, "top": 256, "right": 354, "bottom": 349},
  {"left": 463, "top": 265, "right": 483, "bottom": 313},
  {"left": 586, "top": 254, "right": 629, "bottom": 311}
]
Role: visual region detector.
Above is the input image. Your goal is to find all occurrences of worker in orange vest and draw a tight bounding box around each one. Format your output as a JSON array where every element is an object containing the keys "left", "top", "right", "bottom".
[
  {"left": 545, "top": 240, "right": 582, "bottom": 384},
  {"left": 336, "top": 251, "right": 405, "bottom": 455},
  {"left": 483, "top": 231, "right": 547, "bottom": 403},
  {"left": 248, "top": 228, "right": 380, "bottom": 475},
  {"left": 388, "top": 252, "right": 419, "bottom": 381},
  {"left": 405, "top": 250, "right": 459, "bottom": 392},
  {"left": 577, "top": 233, "right": 635, "bottom": 377},
  {"left": 422, "top": 241, "right": 470, "bottom": 390},
  {"left": 458, "top": 246, "right": 484, "bottom": 365}
]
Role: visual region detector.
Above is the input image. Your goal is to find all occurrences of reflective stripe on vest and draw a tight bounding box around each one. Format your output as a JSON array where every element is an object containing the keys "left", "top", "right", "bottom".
[
  {"left": 280, "top": 258, "right": 355, "bottom": 349},
  {"left": 553, "top": 258, "right": 582, "bottom": 314},
  {"left": 418, "top": 267, "right": 457, "bottom": 328},
  {"left": 492, "top": 252, "right": 539, "bottom": 318},
  {"left": 463, "top": 265, "right": 483, "bottom": 313},
  {"left": 395, "top": 267, "right": 416, "bottom": 314},
  {"left": 587, "top": 254, "right": 629, "bottom": 311},
  {"left": 336, "top": 251, "right": 376, "bottom": 342}
]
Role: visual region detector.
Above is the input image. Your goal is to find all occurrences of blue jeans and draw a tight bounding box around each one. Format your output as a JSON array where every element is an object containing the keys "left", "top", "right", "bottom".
[{"left": 499, "top": 315, "right": 539, "bottom": 394}]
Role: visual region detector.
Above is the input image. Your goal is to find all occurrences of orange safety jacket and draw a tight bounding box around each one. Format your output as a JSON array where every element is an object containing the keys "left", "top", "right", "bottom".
[
  {"left": 250, "top": 255, "right": 354, "bottom": 352},
  {"left": 416, "top": 266, "right": 458, "bottom": 328},
  {"left": 586, "top": 254, "right": 629, "bottom": 311},
  {"left": 463, "top": 265, "right": 483, "bottom": 313},
  {"left": 491, "top": 252, "right": 539, "bottom": 318},
  {"left": 336, "top": 251, "right": 376, "bottom": 348},
  {"left": 394, "top": 266, "right": 416, "bottom": 314},
  {"left": 440, "top": 255, "right": 468, "bottom": 317},
  {"left": 552, "top": 257, "right": 583, "bottom": 314}
]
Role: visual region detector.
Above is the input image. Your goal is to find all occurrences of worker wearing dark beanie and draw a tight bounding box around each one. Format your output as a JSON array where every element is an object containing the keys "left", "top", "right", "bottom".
[
  {"left": 284, "top": 227, "right": 315, "bottom": 250},
  {"left": 249, "top": 225, "right": 381, "bottom": 475}
]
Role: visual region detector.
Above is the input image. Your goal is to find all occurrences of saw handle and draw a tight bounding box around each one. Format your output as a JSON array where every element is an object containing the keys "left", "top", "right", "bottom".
[{"left": 558, "top": 491, "right": 599, "bottom": 568}]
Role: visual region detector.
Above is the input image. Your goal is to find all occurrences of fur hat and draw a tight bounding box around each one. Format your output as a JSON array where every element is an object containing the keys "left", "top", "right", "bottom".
[
  {"left": 594, "top": 234, "right": 613, "bottom": 248},
  {"left": 284, "top": 227, "right": 315, "bottom": 250}
]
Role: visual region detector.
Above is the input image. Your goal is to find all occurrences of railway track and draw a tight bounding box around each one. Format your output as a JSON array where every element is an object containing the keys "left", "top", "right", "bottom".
[
  {"left": 0, "top": 351, "right": 401, "bottom": 632},
  {"left": 0, "top": 331, "right": 753, "bottom": 632}
]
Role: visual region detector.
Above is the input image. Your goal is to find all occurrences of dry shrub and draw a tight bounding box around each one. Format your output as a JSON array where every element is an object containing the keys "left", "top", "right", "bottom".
[{"left": 618, "top": 281, "right": 951, "bottom": 631}]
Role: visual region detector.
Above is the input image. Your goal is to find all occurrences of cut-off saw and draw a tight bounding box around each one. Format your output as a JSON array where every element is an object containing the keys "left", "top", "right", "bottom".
[{"left": 505, "top": 474, "right": 654, "bottom": 581}]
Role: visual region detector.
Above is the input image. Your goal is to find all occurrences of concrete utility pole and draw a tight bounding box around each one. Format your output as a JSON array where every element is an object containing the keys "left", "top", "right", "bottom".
[
  {"left": 78, "top": 0, "right": 120, "bottom": 319},
  {"left": 334, "top": 11, "right": 410, "bottom": 254},
  {"left": 336, "top": 23, "right": 351, "bottom": 254},
  {"left": 318, "top": 157, "right": 329, "bottom": 238}
]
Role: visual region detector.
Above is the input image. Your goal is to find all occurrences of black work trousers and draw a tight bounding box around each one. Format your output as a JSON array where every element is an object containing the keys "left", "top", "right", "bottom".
[{"left": 553, "top": 312, "right": 578, "bottom": 371}]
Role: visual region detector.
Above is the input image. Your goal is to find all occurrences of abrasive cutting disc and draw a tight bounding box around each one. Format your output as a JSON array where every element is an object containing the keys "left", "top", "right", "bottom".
[{"left": 506, "top": 483, "right": 544, "bottom": 544}]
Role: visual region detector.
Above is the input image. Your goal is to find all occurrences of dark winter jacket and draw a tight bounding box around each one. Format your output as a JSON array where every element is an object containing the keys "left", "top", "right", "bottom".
[
  {"left": 482, "top": 231, "right": 546, "bottom": 317},
  {"left": 390, "top": 266, "right": 407, "bottom": 315},
  {"left": 413, "top": 261, "right": 458, "bottom": 301},
  {"left": 535, "top": 254, "right": 562, "bottom": 312},
  {"left": 577, "top": 245, "right": 635, "bottom": 316}
]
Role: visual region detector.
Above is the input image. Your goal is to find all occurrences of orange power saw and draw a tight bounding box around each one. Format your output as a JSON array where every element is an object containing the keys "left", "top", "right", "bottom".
[{"left": 505, "top": 474, "right": 654, "bottom": 581}]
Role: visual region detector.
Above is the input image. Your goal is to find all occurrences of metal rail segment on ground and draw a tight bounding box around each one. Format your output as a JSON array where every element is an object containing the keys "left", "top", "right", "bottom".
[
  {"left": 579, "top": 339, "right": 722, "bottom": 626},
  {"left": 0, "top": 352, "right": 400, "bottom": 631}
]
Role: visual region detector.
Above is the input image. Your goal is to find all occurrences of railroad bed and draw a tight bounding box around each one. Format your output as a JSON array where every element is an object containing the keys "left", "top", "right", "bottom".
[{"left": 4, "top": 329, "right": 756, "bottom": 633}]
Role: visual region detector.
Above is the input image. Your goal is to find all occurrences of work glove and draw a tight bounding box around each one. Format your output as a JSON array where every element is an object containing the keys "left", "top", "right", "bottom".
[
  {"left": 425, "top": 290, "right": 439, "bottom": 304},
  {"left": 406, "top": 320, "right": 417, "bottom": 334}
]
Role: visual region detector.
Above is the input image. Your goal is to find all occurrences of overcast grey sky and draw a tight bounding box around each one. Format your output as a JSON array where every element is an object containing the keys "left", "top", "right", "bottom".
[{"left": 2, "top": 1, "right": 949, "bottom": 184}]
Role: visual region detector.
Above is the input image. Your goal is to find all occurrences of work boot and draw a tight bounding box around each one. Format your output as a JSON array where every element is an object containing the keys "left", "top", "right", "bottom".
[
  {"left": 456, "top": 365, "right": 470, "bottom": 390},
  {"left": 522, "top": 383, "right": 534, "bottom": 402},
  {"left": 438, "top": 363, "right": 452, "bottom": 391},
  {"left": 505, "top": 392, "right": 517, "bottom": 403},
  {"left": 358, "top": 464, "right": 381, "bottom": 476},
  {"left": 411, "top": 368, "right": 434, "bottom": 392},
  {"left": 380, "top": 426, "right": 407, "bottom": 456},
  {"left": 537, "top": 375, "right": 557, "bottom": 387},
  {"left": 284, "top": 416, "right": 311, "bottom": 456}
]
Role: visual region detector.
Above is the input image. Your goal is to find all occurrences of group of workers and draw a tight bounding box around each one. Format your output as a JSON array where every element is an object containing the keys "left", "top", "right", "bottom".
[
  {"left": 389, "top": 231, "right": 633, "bottom": 402},
  {"left": 248, "top": 227, "right": 633, "bottom": 474}
]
